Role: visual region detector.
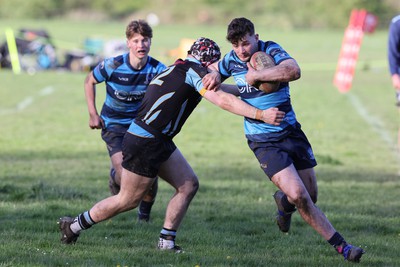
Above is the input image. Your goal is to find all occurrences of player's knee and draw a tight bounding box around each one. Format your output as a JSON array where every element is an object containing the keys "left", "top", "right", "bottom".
[
  {"left": 290, "top": 190, "right": 311, "bottom": 209},
  {"left": 182, "top": 175, "right": 199, "bottom": 198},
  {"left": 115, "top": 192, "right": 142, "bottom": 211},
  {"left": 189, "top": 177, "right": 200, "bottom": 196}
]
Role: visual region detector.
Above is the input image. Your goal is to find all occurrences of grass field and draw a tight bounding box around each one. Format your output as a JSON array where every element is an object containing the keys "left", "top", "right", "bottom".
[{"left": 0, "top": 19, "right": 400, "bottom": 266}]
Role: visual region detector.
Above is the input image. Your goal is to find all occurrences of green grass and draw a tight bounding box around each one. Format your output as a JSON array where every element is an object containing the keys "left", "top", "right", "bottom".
[{"left": 1, "top": 19, "right": 400, "bottom": 266}]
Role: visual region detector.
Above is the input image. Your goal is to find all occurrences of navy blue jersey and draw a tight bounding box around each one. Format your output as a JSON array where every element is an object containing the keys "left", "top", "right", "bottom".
[
  {"left": 92, "top": 53, "right": 166, "bottom": 131},
  {"left": 218, "top": 40, "right": 298, "bottom": 142},
  {"left": 127, "top": 58, "right": 208, "bottom": 139},
  {"left": 388, "top": 15, "right": 400, "bottom": 76}
]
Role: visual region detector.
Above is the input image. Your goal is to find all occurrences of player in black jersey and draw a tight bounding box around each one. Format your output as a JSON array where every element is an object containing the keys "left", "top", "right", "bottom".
[{"left": 59, "top": 37, "right": 285, "bottom": 252}]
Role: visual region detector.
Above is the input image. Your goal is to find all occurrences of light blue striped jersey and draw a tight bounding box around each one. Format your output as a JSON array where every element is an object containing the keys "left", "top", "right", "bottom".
[
  {"left": 218, "top": 40, "right": 298, "bottom": 142},
  {"left": 92, "top": 53, "right": 166, "bottom": 131}
]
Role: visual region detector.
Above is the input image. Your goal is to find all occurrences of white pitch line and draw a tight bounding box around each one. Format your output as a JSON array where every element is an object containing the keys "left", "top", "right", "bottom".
[
  {"left": 0, "top": 86, "right": 54, "bottom": 115},
  {"left": 346, "top": 92, "right": 395, "bottom": 146},
  {"left": 38, "top": 86, "right": 54, "bottom": 96},
  {"left": 346, "top": 92, "right": 400, "bottom": 168},
  {"left": 16, "top": 97, "right": 34, "bottom": 111}
]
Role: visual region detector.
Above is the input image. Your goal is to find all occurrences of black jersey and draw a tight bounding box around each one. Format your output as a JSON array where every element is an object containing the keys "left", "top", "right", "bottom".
[{"left": 127, "top": 58, "right": 208, "bottom": 139}]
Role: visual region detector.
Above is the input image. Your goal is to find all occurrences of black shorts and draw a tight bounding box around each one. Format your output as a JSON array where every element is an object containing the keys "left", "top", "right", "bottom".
[
  {"left": 248, "top": 127, "right": 317, "bottom": 179},
  {"left": 101, "top": 125, "right": 129, "bottom": 157},
  {"left": 121, "top": 132, "right": 176, "bottom": 178}
]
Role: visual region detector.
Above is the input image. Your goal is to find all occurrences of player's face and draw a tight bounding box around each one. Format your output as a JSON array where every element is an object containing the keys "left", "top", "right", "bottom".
[
  {"left": 231, "top": 33, "right": 259, "bottom": 62},
  {"left": 127, "top": 33, "right": 151, "bottom": 60}
]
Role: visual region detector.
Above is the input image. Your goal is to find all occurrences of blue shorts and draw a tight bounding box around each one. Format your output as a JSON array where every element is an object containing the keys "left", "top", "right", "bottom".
[
  {"left": 248, "top": 127, "right": 317, "bottom": 179},
  {"left": 121, "top": 132, "right": 176, "bottom": 178},
  {"left": 101, "top": 125, "right": 129, "bottom": 157}
]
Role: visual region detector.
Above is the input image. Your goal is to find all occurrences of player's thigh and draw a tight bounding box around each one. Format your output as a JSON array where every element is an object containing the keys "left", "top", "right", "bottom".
[
  {"left": 119, "top": 168, "right": 155, "bottom": 205},
  {"left": 158, "top": 148, "right": 198, "bottom": 190}
]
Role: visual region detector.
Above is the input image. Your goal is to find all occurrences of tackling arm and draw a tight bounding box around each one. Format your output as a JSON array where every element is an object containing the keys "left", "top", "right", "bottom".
[
  {"left": 202, "top": 61, "right": 222, "bottom": 91},
  {"left": 219, "top": 84, "right": 240, "bottom": 96},
  {"left": 201, "top": 89, "right": 285, "bottom": 125}
]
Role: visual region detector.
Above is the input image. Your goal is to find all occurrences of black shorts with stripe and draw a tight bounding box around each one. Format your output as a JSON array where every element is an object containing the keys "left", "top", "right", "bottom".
[{"left": 121, "top": 132, "right": 176, "bottom": 178}]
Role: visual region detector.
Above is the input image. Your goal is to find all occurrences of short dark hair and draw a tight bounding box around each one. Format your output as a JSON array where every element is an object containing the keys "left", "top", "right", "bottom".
[
  {"left": 226, "top": 17, "right": 255, "bottom": 45},
  {"left": 126, "top": 19, "right": 153, "bottom": 39}
]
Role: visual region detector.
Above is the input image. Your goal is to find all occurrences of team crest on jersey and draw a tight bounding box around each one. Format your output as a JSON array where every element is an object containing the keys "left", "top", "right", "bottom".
[{"left": 145, "top": 73, "right": 155, "bottom": 85}]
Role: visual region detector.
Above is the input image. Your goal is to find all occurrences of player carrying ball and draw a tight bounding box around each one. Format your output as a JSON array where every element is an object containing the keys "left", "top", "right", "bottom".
[{"left": 203, "top": 17, "right": 365, "bottom": 263}]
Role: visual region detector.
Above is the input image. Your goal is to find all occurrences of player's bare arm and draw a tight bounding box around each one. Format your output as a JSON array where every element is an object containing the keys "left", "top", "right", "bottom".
[
  {"left": 246, "top": 58, "right": 301, "bottom": 87},
  {"left": 202, "top": 89, "right": 285, "bottom": 125},
  {"left": 219, "top": 84, "right": 240, "bottom": 96},
  {"left": 84, "top": 71, "right": 104, "bottom": 129},
  {"left": 202, "top": 62, "right": 221, "bottom": 91}
]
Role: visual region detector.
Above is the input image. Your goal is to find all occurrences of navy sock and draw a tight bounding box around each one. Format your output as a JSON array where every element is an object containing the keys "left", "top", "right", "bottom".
[
  {"left": 138, "top": 200, "right": 154, "bottom": 220},
  {"left": 328, "top": 232, "right": 347, "bottom": 253},
  {"left": 281, "top": 194, "right": 296, "bottom": 212},
  {"left": 110, "top": 168, "right": 117, "bottom": 183}
]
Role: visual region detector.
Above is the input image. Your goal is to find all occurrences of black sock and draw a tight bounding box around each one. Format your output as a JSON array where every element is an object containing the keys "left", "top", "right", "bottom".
[
  {"left": 281, "top": 194, "right": 296, "bottom": 212},
  {"left": 328, "top": 232, "right": 347, "bottom": 253},
  {"left": 138, "top": 200, "right": 154, "bottom": 220}
]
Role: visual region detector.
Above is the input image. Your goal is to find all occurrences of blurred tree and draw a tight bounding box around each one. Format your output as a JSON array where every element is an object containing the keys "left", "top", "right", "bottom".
[{"left": 0, "top": 0, "right": 398, "bottom": 29}]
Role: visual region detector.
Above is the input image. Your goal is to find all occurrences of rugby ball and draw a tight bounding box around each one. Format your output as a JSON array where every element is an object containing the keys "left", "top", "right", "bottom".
[{"left": 249, "top": 51, "right": 280, "bottom": 93}]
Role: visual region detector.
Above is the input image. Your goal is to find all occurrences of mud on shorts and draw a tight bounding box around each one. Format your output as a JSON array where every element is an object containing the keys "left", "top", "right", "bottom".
[
  {"left": 121, "top": 132, "right": 177, "bottom": 178},
  {"left": 101, "top": 125, "right": 129, "bottom": 157},
  {"left": 248, "top": 127, "right": 317, "bottom": 179}
]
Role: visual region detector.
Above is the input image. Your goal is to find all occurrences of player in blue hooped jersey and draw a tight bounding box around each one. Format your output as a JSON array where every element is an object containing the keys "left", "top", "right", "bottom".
[
  {"left": 84, "top": 20, "right": 166, "bottom": 222},
  {"left": 203, "top": 17, "right": 364, "bottom": 262}
]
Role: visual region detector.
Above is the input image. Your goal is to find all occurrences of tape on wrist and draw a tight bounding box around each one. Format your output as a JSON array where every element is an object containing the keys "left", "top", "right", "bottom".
[{"left": 255, "top": 109, "right": 262, "bottom": 120}]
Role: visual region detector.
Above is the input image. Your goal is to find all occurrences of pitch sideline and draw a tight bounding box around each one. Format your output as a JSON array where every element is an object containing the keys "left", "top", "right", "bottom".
[
  {"left": 0, "top": 86, "right": 54, "bottom": 115},
  {"left": 346, "top": 92, "right": 400, "bottom": 171}
]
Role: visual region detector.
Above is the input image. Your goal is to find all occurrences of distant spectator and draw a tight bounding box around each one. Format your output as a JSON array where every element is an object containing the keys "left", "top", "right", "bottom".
[{"left": 388, "top": 14, "right": 400, "bottom": 151}]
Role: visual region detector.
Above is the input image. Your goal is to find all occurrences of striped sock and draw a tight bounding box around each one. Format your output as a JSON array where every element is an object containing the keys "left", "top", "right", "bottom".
[
  {"left": 70, "top": 211, "right": 95, "bottom": 234},
  {"left": 160, "top": 228, "right": 176, "bottom": 240},
  {"left": 158, "top": 228, "right": 177, "bottom": 250}
]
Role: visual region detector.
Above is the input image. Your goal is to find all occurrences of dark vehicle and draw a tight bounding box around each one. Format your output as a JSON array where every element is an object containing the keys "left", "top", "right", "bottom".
[{"left": 0, "top": 28, "right": 58, "bottom": 72}]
